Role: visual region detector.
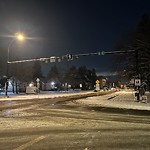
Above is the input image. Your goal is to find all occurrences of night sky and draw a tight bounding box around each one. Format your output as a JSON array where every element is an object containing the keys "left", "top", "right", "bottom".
[{"left": 0, "top": 0, "right": 150, "bottom": 76}]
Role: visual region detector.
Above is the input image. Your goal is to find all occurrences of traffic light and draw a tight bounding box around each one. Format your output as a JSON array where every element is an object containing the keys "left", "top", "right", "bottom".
[
  {"left": 97, "top": 51, "right": 105, "bottom": 55},
  {"left": 67, "top": 54, "right": 73, "bottom": 60},
  {"left": 97, "top": 52, "right": 101, "bottom": 55},
  {"left": 101, "top": 51, "right": 105, "bottom": 55}
]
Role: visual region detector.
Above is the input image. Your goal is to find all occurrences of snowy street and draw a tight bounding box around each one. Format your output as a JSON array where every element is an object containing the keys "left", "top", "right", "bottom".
[
  {"left": 0, "top": 90, "right": 150, "bottom": 150},
  {"left": 0, "top": 90, "right": 149, "bottom": 111}
]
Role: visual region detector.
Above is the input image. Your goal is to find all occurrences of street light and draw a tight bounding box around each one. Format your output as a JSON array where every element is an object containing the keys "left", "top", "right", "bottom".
[
  {"left": 15, "top": 32, "right": 25, "bottom": 41},
  {"left": 7, "top": 33, "right": 25, "bottom": 64},
  {"left": 6, "top": 32, "right": 25, "bottom": 96}
]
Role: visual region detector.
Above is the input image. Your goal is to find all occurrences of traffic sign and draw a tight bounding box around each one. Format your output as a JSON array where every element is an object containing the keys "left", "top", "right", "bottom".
[
  {"left": 130, "top": 79, "right": 134, "bottom": 84},
  {"left": 96, "top": 83, "right": 100, "bottom": 91},
  {"left": 36, "top": 78, "right": 40, "bottom": 83},
  {"left": 96, "top": 80, "right": 100, "bottom": 84},
  {"left": 135, "top": 79, "right": 141, "bottom": 86}
]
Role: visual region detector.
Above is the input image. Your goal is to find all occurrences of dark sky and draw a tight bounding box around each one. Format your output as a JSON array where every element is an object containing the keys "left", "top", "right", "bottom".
[{"left": 0, "top": 0, "right": 150, "bottom": 76}]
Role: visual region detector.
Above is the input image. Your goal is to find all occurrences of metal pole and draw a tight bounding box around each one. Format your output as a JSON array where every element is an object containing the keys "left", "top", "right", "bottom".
[
  {"left": 135, "top": 49, "right": 140, "bottom": 101},
  {"left": 6, "top": 39, "right": 15, "bottom": 96}
]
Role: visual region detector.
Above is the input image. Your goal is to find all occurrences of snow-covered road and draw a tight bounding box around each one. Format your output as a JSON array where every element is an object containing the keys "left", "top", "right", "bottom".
[{"left": 0, "top": 90, "right": 150, "bottom": 111}]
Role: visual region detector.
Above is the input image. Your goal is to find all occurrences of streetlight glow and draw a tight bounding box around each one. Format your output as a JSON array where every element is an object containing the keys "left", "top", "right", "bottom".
[{"left": 15, "top": 33, "right": 25, "bottom": 41}]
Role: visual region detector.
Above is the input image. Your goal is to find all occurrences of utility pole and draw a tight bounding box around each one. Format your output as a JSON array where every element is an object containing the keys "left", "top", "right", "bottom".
[{"left": 135, "top": 48, "right": 140, "bottom": 101}]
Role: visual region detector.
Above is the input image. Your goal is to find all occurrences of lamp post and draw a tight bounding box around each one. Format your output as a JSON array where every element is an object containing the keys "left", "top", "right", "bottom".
[{"left": 5, "top": 33, "right": 25, "bottom": 97}]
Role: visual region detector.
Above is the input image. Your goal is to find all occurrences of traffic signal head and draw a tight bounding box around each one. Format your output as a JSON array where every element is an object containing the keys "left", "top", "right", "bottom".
[
  {"left": 67, "top": 54, "right": 73, "bottom": 60},
  {"left": 97, "top": 51, "right": 105, "bottom": 55}
]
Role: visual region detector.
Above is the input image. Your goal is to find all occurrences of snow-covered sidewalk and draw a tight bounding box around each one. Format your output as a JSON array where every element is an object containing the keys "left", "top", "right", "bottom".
[{"left": 75, "top": 90, "right": 150, "bottom": 111}]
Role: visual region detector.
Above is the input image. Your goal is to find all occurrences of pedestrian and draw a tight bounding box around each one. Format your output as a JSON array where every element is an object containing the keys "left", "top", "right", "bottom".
[
  {"left": 5, "top": 79, "right": 9, "bottom": 97},
  {"left": 139, "top": 85, "right": 145, "bottom": 101}
]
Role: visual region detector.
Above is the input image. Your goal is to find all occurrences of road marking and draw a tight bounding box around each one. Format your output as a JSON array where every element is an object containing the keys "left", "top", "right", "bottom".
[{"left": 13, "top": 136, "right": 46, "bottom": 150}]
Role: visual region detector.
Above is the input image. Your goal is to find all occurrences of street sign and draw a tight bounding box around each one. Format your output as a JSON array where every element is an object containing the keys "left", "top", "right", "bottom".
[
  {"left": 96, "top": 83, "right": 100, "bottom": 91},
  {"left": 36, "top": 78, "right": 40, "bottom": 83},
  {"left": 130, "top": 79, "right": 135, "bottom": 84},
  {"left": 50, "top": 56, "right": 56, "bottom": 62},
  {"left": 95, "top": 80, "right": 100, "bottom": 84},
  {"left": 135, "top": 79, "right": 141, "bottom": 86}
]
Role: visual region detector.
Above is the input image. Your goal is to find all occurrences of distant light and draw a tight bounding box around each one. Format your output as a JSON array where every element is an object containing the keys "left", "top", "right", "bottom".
[
  {"left": 51, "top": 82, "right": 55, "bottom": 86},
  {"left": 80, "top": 84, "right": 82, "bottom": 88},
  {"left": 29, "top": 83, "right": 33, "bottom": 87}
]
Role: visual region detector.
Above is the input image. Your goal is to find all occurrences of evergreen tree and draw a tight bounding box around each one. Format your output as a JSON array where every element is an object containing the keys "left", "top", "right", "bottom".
[
  {"left": 114, "top": 13, "right": 150, "bottom": 86},
  {"left": 65, "top": 66, "right": 78, "bottom": 89},
  {"left": 32, "top": 61, "right": 43, "bottom": 79},
  {"left": 10, "top": 62, "right": 33, "bottom": 82},
  {"left": 0, "top": 48, "right": 7, "bottom": 77},
  {"left": 47, "top": 65, "right": 60, "bottom": 80},
  {"left": 64, "top": 66, "right": 97, "bottom": 90}
]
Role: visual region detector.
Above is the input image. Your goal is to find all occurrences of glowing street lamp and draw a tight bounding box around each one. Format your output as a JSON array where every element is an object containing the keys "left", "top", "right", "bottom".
[
  {"left": 7, "top": 32, "right": 25, "bottom": 64},
  {"left": 15, "top": 32, "right": 25, "bottom": 41}
]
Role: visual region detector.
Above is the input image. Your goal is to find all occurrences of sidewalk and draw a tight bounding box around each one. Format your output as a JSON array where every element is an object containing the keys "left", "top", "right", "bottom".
[{"left": 75, "top": 90, "right": 150, "bottom": 111}]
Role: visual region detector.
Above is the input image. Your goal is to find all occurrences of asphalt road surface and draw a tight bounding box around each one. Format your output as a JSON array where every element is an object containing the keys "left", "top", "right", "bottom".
[{"left": 0, "top": 92, "right": 150, "bottom": 150}]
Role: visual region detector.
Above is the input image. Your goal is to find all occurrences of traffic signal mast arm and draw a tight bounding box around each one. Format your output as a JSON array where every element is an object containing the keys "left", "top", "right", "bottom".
[
  {"left": 8, "top": 50, "right": 135, "bottom": 64},
  {"left": 7, "top": 57, "right": 50, "bottom": 64},
  {"left": 103, "top": 50, "right": 135, "bottom": 55}
]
